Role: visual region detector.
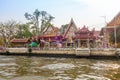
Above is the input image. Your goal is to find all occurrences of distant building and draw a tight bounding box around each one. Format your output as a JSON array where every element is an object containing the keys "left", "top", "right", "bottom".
[
  {"left": 101, "top": 12, "right": 120, "bottom": 35},
  {"left": 63, "top": 18, "right": 78, "bottom": 47},
  {"left": 38, "top": 25, "right": 62, "bottom": 48},
  {"left": 101, "top": 12, "right": 120, "bottom": 47},
  {"left": 63, "top": 18, "right": 77, "bottom": 38},
  {"left": 42, "top": 25, "right": 59, "bottom": 36},
  {"left": 73, "top": 25, "right": 96, "bottom": 48},
  {"left": 10, "top": 38, "right": 29, "bottom": 47}
]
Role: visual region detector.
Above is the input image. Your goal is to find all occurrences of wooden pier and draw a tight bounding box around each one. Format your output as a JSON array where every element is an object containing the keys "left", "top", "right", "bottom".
[{"left": 0, "top": 48, "right": 120, "bottom": 58}]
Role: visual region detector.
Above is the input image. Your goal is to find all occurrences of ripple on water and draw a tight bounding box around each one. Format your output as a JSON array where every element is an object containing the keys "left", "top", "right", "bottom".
[
  {"left": 91, "top": 61, "right": 120, "bottom": 70},
  {"left": 0, "top": 56, "right": 15, "bottom": 60},
  {"left": 0, "top": 62, "right": 18, "bottom": 78},
  {"left": 0, "top": 58, "right": 15, "bottom": 61},
  {"left": 49, "top": 76, "right": 72, "bottom": 80},
  {"left": 40, "top": 63, "right": 75, "bottom": 70},
  {"left": 0, "top": 63, "right": 17, "bottom": 67},
  {"left": 10, "top": 76, "right": 48, "bottom": 80},
  {"left": 75, "top": 74, "right": 111, "bottom": 80}
]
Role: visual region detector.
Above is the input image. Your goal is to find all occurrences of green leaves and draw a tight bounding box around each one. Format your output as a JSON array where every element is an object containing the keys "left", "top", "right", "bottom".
[
  {"left": 24, "top": 9, "right": 54, "bottom": 36},
  {"left": 15, "top": 24, "right": 33, "bottom": 38}
]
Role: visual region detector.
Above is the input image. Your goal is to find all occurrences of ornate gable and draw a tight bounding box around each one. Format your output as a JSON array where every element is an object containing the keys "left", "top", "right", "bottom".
[
  {"left": 75, "top": 25, "right": 89, "bottom": 34},
  {"left": 102, "top": 12, "right": 120, "bottom": 36},
  {"left": 80, "top": 25, "right": 89, "bottom": 33},
  {"left": 43, "top": 25, "right": 58, "bottom": 36},
  {"left": 74, "top": 25, "right": 96, "bottom": 40},
  {"left": 107, "top": 12, "right": 120, "bottom": 27},
  {"left": 63, "top": 18, "right": 77, "bottom": 38}
]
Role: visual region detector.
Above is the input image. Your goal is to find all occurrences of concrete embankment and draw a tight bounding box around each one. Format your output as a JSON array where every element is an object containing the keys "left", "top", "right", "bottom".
[
  {"left": 76, "top": 48, "right": 116, "bottom": 56},
  {"left": 0, "top": 48, "right": 120, "bottom": 58}
]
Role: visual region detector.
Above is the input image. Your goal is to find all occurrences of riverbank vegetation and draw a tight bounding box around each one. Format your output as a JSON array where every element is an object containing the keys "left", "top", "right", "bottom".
[{"left": 0, "top": 9, "right": 55, "bottom": 47}]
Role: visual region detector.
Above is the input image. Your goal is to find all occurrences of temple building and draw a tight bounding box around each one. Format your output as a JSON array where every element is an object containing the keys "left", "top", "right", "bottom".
[
  {"left": 73, "top": 26, "right": 96, "bottom": 48},
  {"left": 100, "top": 12, "right": 120, "bottom": 47},
  {"left": 38, "top": 25, "right": 62, "bottom": 48},
  {"left": 63, "top": 18, "right": 78, "bottom": 47},
  {"left": 10, "top": 38, "right": 30, "bottom": 47}
]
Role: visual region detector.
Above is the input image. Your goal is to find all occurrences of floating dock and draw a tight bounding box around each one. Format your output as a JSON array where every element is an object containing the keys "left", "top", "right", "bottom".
[{"left": 0, "top": 48, "right": 120, "bottom": 58}]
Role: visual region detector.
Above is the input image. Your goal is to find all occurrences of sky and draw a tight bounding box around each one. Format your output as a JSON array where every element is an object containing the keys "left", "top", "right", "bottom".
[{"left": 0, "top": 0, "right": 120, "bottom": 30}]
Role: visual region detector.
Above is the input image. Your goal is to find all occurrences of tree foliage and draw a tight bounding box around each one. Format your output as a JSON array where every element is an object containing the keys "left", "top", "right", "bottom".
[
  {"left": 24, "top": 9, "right": 54, "bottom": 36},
  {"left": 0, "top": 20, "right": 33, "bottom": 47},
  {"left": 0, "top": 20, "right": 18, "bottom": 47},
  {"left": 15, "top": 24, "right": 33, "bottom": 38},
  {"left": 0, "top": 38, "right": 4, "bottom": 46}
]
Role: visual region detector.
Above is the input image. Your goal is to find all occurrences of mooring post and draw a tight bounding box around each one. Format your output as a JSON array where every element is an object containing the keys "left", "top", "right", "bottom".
[
  {"left": 115, "top": 50, "right": 120, "bottom": 58},
  {"left": 5, "top": 48, "right": 9, "bottom": 55},
  {"left": 28, "top": 47, "right": 32, "bottom": 56}
]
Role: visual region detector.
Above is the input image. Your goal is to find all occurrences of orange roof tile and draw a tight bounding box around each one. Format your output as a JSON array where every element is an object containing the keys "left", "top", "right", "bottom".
[
  {"left": 107, "top": 12, "right": 120, "bottom": 27},
  {"left": 10, "top": 38, "right": 29, "bottom": 43}
]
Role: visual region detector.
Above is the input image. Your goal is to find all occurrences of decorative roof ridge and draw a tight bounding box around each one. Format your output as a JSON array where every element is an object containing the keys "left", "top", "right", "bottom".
[
  {"left": 63, "top": 18, "right": 77, "bottom": 38},
  {"left": 80, "top": 25, "right": 89, "bottom": 32},
  {"left": 43, "top": 24, "right": 56, "bottom": 34},
  {"left": 107, "top": 11, "right": 120, "bottom": 26}
]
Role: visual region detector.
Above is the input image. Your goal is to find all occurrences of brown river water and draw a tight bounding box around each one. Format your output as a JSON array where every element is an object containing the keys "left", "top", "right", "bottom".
[{"left": 0, "top": 55, "right": 120, "bottom": 80}]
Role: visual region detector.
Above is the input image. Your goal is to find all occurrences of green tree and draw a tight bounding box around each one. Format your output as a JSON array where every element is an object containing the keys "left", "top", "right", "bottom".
[
  {"left": 25, "top": 9, "right": 40, "bottom": 36},
  {"left": 25, "top": 9, "right": 54, "bottom": 36},
  {"left": 15, "top": 24, "right": 33, "bottom": 38},
  {"left": 0, "top": 20, "right": 18, "bottom": 47},
  {"left": 41, "top": 14, "right": 54, "bottom": 33},
  {"left": 0, "top": 38, "right": 4, "bottom": 46}
]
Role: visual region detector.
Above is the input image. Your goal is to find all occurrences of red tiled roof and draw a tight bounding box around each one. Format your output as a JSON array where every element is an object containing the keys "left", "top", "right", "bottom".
[
  {"left": 38, "top": 35, "right": 63, "bottom": 42},
  {"left": 74, "top": 26, "right": 96, "bottom": 40},
  {"left": 80, "top": 25, "right": 89, "bottom": 32},
  {"left": 75, "top": 25, "right": 89, "bottom": 34},
  {"left": 10, "top": 38, "right": 29, "bottom": 43},
  {"left": 107, "top": 12, "right": 120, "bottom": 27},
  {"left": 73, "top": 36, "right": 95, "bottom": 40}
]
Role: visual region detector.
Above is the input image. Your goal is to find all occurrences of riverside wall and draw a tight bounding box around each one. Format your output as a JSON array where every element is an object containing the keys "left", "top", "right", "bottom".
[{"left": 0, "top": 48, "right": 120, "bottom": 57}]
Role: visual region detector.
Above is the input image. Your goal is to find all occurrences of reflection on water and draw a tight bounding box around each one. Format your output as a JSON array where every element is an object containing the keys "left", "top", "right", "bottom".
[{"left": 0, "top": 56, "right": 119, "bottom": 80}]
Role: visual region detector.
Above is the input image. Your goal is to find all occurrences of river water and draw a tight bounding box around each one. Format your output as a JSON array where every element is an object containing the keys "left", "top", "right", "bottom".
[{"left": 0, "top": 56, "right": 120, "bottom": 80}]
